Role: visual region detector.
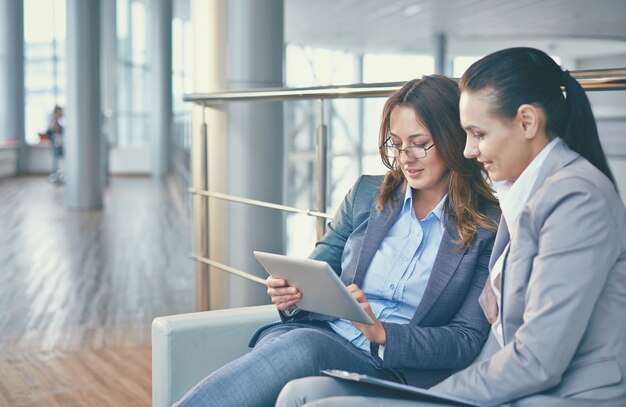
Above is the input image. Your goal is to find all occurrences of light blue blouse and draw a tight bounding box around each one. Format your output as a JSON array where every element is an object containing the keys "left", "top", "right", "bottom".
[{"left": 329, "top": 186, "right": 447, "bottom": 354}]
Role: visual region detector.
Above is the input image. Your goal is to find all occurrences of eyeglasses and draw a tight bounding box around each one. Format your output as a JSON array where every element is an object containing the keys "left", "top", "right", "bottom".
[{"left": 380, "top": 137, "right": 436, "bottom": 160}]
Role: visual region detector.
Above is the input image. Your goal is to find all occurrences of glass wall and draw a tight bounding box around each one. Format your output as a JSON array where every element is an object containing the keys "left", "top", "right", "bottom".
[
  {"left": 284, "top": 44, "right": 434, "bottom": 256},
  {"left": 24, "top": 0, "right": 66, "bottom": 145}
]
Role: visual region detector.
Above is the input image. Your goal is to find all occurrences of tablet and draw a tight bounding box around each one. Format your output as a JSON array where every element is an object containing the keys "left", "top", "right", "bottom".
[
  {"left": 321, "top": 370, "right": 481, "bottom": 406},
  {"left": 253, "top": 251, "right": 373, "bottom": 325}
]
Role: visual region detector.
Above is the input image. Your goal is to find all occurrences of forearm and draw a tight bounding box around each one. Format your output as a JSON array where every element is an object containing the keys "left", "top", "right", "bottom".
[{"left": 381, "top": 322, "right": 487, "bottom": 370}]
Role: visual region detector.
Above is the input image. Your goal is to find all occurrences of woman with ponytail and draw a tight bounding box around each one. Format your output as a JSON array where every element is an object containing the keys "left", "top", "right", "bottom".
[
  {"left": 279, "top": 48, "right": 626, "bottom": 407},
  {"left": 175, "top": 75, "right": 500, "bottom": 407}
]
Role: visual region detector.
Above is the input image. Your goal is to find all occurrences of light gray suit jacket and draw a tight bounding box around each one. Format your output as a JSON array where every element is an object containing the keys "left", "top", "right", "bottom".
[{"left": 432, "top": 141, "right": 626, "bottom": 406}]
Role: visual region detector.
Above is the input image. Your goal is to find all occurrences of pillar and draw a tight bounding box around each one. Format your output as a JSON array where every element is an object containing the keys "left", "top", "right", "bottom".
[
  {"left": 151, "top": 0, "right": 173, "bottom": 178},
  {"left": 101, "top": 0, "right": 117, "bottom": 187},
  {"left": 433, "top": 32, "right": 447, "bottom": 76},
  {"left": 66, "top": 0, "right": 102, "bottom": 209},
  {"left": 0, "top": 0, "right": 26, "bottom": 173},
  {"left": 190, "top": 0, "right": 284, "bottom": 309},
  {"left": 191, "top": 0, "right": 229, "bottom": 310},
  {"left": 225, "top": 0, "right": 284, "bottom": 307}
]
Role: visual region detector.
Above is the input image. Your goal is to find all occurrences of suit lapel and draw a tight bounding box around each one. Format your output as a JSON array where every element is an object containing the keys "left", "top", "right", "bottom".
[
  {"left": 500, "top": 140, "right": 579, "bottom": 341},
  {"left": 347, "top": 184, "right": 404, "bottom": 287},
  {"left": 489, "top": 217, "right": 510, "bottom": 271},
  {"left": 412, "top": 215, "right": 466, "bottom": 323}
]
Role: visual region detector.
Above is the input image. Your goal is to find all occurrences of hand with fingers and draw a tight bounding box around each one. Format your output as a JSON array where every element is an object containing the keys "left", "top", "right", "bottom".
[
  {"left": 266, "top": 275, "right": 302, "bottom": 311},
  {"left": 347, "top": 284, "right": 387, "bottom": 345}
]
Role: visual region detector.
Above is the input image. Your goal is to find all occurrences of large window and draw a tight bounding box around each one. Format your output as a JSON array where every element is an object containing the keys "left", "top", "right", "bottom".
[
  {"left": 116, "top": 0, "right": 151, "bottom": 147},
  {"left": 24, "top": 0, "right": 66, "bottom": 145},
  {"left": 284, "top": 44, "right": 434, "bottom": 256}
]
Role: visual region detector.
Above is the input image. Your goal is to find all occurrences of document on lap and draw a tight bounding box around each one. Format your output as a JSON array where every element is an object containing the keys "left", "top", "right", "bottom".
[
  {"left": 253, "top": 251, "right": 374, "bottom": 325},
  {"left": 322, "top": 370, "right": 482, "bottom": 406}
]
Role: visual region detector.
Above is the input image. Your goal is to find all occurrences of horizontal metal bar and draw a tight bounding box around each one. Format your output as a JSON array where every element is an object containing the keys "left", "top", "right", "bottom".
[
  {"left": 188, "top": 187, "right": 333, "bottom": 219},
  {"left": 184, "top": 68, "right": 626, "bottom": 105},
  {"left": 190, "top": 253, "right": 267, "bottom": 285},
  {"left": 184, "top": 81, "right": 405, "bottom": 104}
]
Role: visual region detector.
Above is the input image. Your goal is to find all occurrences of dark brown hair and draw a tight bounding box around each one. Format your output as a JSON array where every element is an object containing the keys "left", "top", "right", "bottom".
[
  {"left": 460, "top": 47, "right": 614, "bottom": 185},
  {"left": 377, "top": 75, "right": 498, "bottom": 247}
]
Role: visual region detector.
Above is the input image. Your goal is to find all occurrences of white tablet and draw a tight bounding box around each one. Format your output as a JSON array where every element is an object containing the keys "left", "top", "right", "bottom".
[{"left": 253, "top": 251, "right": 374, "bottom": 325}]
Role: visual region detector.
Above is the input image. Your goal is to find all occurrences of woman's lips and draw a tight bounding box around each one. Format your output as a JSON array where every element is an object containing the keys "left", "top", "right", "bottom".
[{"left": 404, "top": 168, "right": 423, "bottom": 178}]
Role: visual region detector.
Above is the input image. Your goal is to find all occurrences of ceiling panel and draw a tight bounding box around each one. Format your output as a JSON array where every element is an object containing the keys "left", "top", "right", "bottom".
[{"left": 285, "top": 0, "right": 626, "bottom": 57}]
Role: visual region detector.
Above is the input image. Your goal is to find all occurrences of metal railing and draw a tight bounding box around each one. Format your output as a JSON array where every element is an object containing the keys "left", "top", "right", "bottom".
[
  {"left": 185, "top": 68, "right": 626, "bottom": 309},
  {"left": 185, "top": 69, "right": 626, "bottom": 105}
]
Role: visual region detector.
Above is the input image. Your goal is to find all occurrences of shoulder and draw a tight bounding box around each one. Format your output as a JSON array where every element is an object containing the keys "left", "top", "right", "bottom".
[
  {"left": 354, "top": 174, "right": 385, "bottom": 192},
  {"left": 482, "top": 203, "right": 501, "bottom": 224},
  {"left": 465, "top": 203, "right": 500, "bottom": 251},
  {"left": 536, "top": 157, "right": 617, "bottom": 207},
  {"left": 347, "top": 175, "right": 384, "bottom": 203},
  {"left": 528, "top": 157, "right": 624, "bottom": 229}
]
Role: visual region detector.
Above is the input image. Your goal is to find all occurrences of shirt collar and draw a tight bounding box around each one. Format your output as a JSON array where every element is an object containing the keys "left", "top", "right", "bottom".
[
  {"left": 495, "top": 137, "right": 561, "bottom": 232},
  {"left": 403, "top": 185, "right": 448, "bottom": 221}
]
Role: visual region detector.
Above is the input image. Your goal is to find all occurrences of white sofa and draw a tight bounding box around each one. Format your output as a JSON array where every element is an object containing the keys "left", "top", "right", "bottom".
[
  {"left": 151, "top": 304, "right": 279, "bottom": 407},
  {"left": 151, "top": 305, "right": 508, "bottom": 407}
]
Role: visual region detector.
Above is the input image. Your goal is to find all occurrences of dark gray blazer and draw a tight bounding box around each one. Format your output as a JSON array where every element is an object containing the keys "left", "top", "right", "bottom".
[{"left": 254, "top": 175, "right": 498, "bottom": 388}]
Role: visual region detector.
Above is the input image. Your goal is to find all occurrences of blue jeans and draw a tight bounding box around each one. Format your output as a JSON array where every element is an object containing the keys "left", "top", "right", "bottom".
[{"left": 173, "top": 322, "right": 403, "bottom": 407}]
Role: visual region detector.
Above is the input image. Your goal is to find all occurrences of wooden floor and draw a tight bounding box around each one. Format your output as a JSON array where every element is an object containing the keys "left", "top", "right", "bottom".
[{"left": 0, "top": 176, "right": 193, "bottom": 406}]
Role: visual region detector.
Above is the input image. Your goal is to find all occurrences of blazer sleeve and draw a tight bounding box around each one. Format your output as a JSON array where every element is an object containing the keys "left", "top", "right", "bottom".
[
  {"left": 378, "top": 228, "right": 494, "bottom": 370},
  {"left": 279, "top": 175, "right": 367, "bottom": 321},
  {"left": 308, "top": 175, "right": 368, "bottom": 273},
  {"left": 431, "top": 177, "right": 623, "bottom": 405}
]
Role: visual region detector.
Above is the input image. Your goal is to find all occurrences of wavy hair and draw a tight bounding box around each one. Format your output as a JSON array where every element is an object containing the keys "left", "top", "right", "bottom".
[{"left": 376, "top": 75, "right": 499, "bottom": 248}]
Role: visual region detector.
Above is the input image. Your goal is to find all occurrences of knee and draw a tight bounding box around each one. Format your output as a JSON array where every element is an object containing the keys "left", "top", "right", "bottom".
[{"left": 276, "top": 378, "right": 311, "bottom": 407}]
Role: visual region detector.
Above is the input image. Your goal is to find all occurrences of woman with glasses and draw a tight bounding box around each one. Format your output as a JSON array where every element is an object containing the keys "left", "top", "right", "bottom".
[
  {"left": 277, "top": 48, "right": 626, "bottom": 407},
  {"left": 174, "top": 75, "right": 500, "bottom": 407}
]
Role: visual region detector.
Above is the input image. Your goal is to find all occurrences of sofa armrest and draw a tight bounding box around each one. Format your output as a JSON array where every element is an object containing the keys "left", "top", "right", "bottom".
[{"left": 152, "top": 304, "right": 278, "bottom": 407}]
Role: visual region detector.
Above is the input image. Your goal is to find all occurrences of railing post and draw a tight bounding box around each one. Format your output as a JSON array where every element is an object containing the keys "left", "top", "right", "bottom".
[
  {"left": 193, "top": 106, "right": 210, "bottom": 310},
  {"left": 315, "top": 98, "right": 328, "bottom": 240}
]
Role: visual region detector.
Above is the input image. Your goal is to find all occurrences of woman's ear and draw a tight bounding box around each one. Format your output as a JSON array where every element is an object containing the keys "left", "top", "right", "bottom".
[{"left": 517, "top": 104, "right": 542, "bottom": 140}]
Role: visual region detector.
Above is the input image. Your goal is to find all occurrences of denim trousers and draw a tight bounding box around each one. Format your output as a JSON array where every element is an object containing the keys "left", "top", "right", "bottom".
[{"left": 173, "top": 321, "right": 402, "bottom": 407}]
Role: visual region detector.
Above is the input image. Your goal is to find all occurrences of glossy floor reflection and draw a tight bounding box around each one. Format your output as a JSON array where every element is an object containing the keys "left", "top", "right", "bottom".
[{"left": 0, "top": 176, "right": 193, "bottom": 406}]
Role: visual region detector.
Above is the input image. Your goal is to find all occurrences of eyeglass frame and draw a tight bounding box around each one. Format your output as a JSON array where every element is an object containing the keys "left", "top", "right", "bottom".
[{"left": 379, "top": 136, "right": 436, "bottom": 160}]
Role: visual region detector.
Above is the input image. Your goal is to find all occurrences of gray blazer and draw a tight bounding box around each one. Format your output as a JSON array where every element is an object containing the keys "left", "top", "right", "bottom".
[
  {"left": 432, "top": 141, "right": 626, "bottom": 406},
  {"left": 263, "top": 175, "right": 499, "bottom": 388}
]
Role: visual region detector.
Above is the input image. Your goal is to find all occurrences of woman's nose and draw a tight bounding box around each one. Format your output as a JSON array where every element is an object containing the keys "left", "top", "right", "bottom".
[
  {"left": 464, "top": 136, "right": 479, "bottom": 159},
  {"left": 398, "top": 149, "right": 417, "bottom": 164}
]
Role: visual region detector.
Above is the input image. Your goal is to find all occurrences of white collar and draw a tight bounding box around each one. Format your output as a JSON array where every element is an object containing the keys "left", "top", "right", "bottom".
[{"left": 495, "top": 138, "right": 561, "bottom": 234}]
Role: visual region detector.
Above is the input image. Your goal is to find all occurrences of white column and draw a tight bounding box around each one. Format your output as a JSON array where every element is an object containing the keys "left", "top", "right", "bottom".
[
  {"left": 0, "top": 0, "right": 26, "bottom": 173},
  {"left": 190, "top": 0, "right": 284, "bottom": 309},
  {"left": 151, "top": 0, "right": 173, "bottom": 178},
  {"left": 226, "top": 0, "right": 284, "bottom": 308},
  {"left": 66, "top": 0, "right": 102, "bottom": 209},
  {"left": 191, "top": 0, "right": 229, "bottom": 310},
  {"left": 433, "top": 32, "right": 448, "bottom": 76}
]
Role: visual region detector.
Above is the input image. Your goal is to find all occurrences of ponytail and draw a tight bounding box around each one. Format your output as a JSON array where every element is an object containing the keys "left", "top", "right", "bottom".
[
  {"left": 461, "top": 48, "right": 616, "bottom": 187},
  {"left": 561, "top": 71, "right": 615, "bottom": 185}
]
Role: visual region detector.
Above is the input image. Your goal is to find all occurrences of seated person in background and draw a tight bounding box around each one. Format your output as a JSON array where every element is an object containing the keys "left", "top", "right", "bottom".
[
  {"left": 174, "top": 75, "right": 500, "bottom": 407},
  {"left": 277, "top": 47, "right": 626, "bottom": 407},
  {"left": 46, "top": 105, "right": 65, "bottom": 156}
]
